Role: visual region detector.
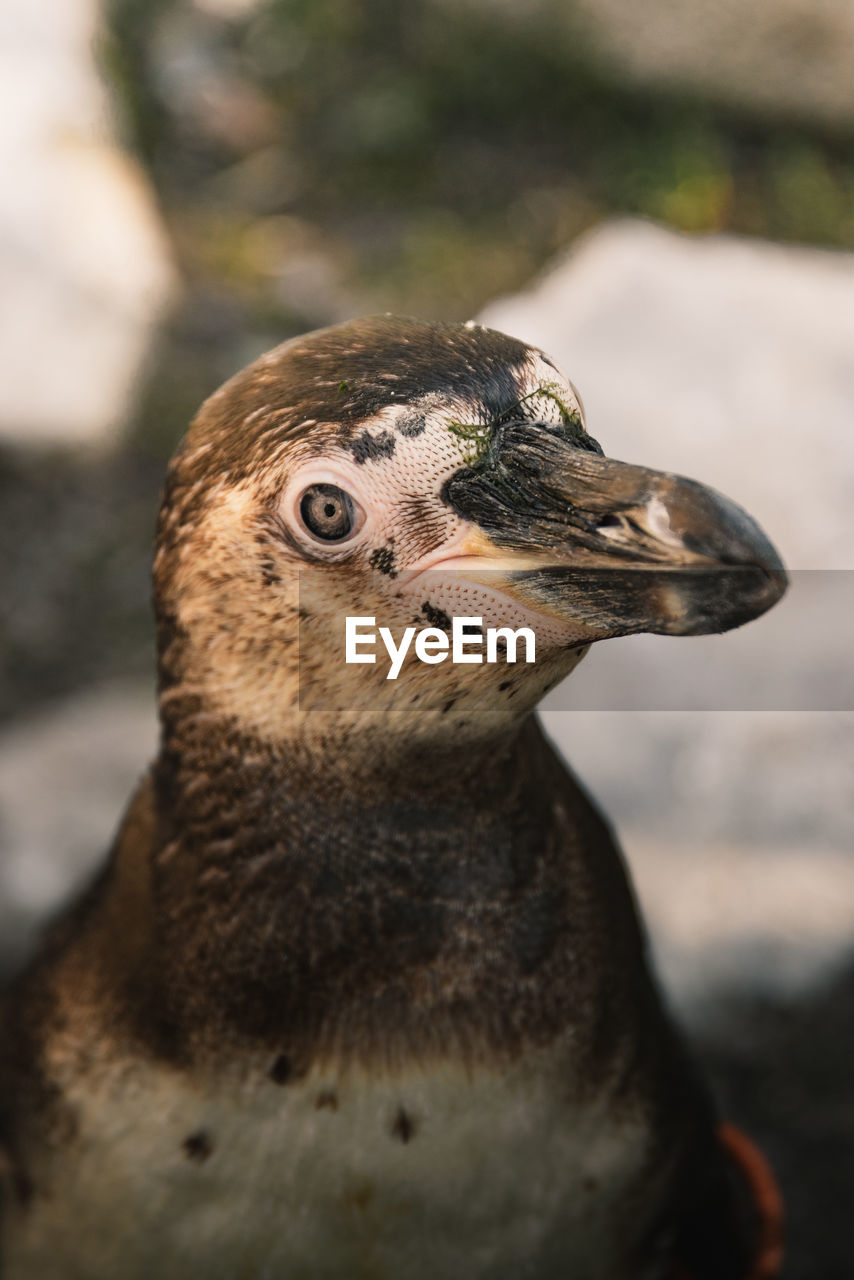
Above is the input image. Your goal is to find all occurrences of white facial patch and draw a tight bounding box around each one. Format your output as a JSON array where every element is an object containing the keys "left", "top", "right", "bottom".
[
  {"left": 279, "top": 354, "right": 598, "bottom": 663},
  {"left": 284, "top": 352, "right": 587, "bottom": 573},
  {"left": 644, "top": 494, "right": 684, "bottom": 549}
]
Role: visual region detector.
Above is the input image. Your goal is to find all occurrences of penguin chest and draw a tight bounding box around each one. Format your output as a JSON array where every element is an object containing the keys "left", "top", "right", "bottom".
[{"left": 9, "top": 1047, "right": 663, "bottom": 1280}]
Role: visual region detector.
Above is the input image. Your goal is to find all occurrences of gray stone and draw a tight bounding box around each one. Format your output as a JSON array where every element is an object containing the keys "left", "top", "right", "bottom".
[
  {"left": 0, "top": 682, "right": 157, "bottom": 967},
  {"left": 627, "top": 834, "right": 854, "bottom": 1013}
]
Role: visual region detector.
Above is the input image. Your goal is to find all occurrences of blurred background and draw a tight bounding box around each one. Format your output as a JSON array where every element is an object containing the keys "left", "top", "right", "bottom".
[{"left": 1, "top": 0, "right": 852, "bottom": 1273}]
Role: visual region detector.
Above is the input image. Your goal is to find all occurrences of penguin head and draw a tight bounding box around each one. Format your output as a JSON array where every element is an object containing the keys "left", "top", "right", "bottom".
[{"left": 154, "top": 315, "right": 786, "bottom": 744}]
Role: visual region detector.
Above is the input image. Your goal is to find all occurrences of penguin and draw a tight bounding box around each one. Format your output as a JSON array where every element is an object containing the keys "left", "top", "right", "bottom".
[{"left": 0, "top": 316, "right": 786, "bottom": 1280}]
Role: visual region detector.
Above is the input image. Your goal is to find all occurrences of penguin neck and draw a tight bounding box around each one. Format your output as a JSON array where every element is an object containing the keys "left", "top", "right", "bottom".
[
  {"left": 147, "top": 697, "right": 570, "bottom": 1062},
  {"left": 157, "top": 691, "right": 533, "bottom": 814}
]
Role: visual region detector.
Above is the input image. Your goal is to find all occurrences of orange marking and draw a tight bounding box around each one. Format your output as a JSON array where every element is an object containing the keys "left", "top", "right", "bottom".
[
  {"left": 718, "top": 1122, "right": 784, "bottom": 1280},
  {"left": 672, "top": 1121, "right": 784, "bottom": 1280}
]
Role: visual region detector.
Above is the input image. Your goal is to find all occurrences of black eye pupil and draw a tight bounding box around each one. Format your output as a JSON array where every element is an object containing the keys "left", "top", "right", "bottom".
[{"left": 300, "top": 484, "right": 356, "bottom": 541}]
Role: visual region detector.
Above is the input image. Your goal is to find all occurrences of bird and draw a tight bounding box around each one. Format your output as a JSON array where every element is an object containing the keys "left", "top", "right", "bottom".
[{"left": 0, "top": 315, "right": 787, "bottom": 1279}]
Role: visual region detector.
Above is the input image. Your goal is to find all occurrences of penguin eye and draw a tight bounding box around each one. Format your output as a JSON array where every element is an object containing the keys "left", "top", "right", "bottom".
[{"left": 298, "top": 483, "right": 362, "bottom": 542}]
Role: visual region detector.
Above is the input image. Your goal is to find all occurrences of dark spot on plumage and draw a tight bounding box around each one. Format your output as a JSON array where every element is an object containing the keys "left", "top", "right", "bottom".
[
  {"left": 499, "top": 681, "right": 511, "bottom": 691},
  {"left": 391, "top": 1107, "right": 415, "bottom": 1143},
  {"left": 345, "top": 429, "right": 396, "bottom": 464},
  {"left": 421, "top": 601, "right": 451, "bottom": 631},
  {"left": 261, "top": 508, "right": 307, "bottom": 561},
  {"left": 396, "top": 408, "right": 426, "bottom": 437},
  {"left": 316, "top": 1090, "right": 338, "bottom": 1111},
  {"left": 154, "top": 606, "right": 192, "bottom": 697},
  {"left": 394, "top": 494, "right": 448, "bottom": 559},
  {"left": 369, "top": 545, "right": 397, "bottom": 577},
  {"left": 183, "top": 1131, "right": 213, "bottom": 1162},
  {"left": 482, "top": 375, "right": 531, "bottom": 424},
  {"left": 269, "top": 1053, "right": 293, "bottom": 1085},
  {"left": 348, "top": 1182, "right": 374, "bottom": 1211},
  {"left": 260, "top": 558, "right": 281, "bottom": 586},
  {"left": 442, "top": 698, "right": 457, "bottom": 714}
]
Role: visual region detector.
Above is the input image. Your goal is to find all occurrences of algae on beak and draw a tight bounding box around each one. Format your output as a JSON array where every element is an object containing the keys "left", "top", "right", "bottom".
[{"left": 443, "top": 419, "right": 787, "bottom": 639}]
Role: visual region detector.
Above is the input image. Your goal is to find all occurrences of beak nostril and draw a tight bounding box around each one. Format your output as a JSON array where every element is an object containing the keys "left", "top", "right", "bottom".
[{"left": 595, "top": 512, "right": 638, "bottom": 540}]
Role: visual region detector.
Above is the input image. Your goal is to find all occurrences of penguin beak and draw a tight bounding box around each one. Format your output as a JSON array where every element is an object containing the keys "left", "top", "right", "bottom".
[{"left": 442, "top": 419, "right": 787, "bottom": 637}]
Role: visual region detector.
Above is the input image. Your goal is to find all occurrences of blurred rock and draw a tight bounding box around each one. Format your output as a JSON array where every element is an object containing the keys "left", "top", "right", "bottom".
[
  {"left": 542, "top": 710, "right": 854, "bottom": 851},
  {"left": 629, "top": 835, "right": 854, "bottom": 1012},
  {"left": 0, "top": 0, "right": 176, "bottom": 446},
  {"left": 0, "top": 682, "right": 157, "bottom": 970},
  {"left": 541, "top": 708, "right": 854, "bottom": 1020},
  {"left": 437, "top": 0, "right": 854, "bottom": 130}
]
